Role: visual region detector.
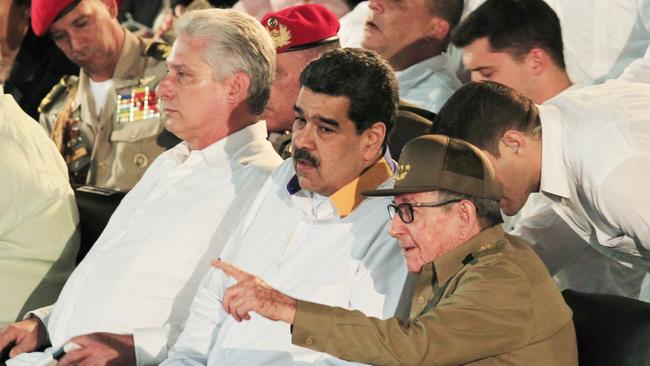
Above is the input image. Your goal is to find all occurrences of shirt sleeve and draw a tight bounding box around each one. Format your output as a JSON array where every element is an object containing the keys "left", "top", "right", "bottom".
[
  {"left": 25, "top": 304, "right": 55, "bottom": 325},
  {"left": 597, "top": 156, "right": 650, "bottom": 252},
  {"left": 132, "top": 322, "right": 182, "bottom": 366},
  {"left": 292, "top": 260, "right": 538, "bottom": 366},
  {"left": 159, "top": 268, "right": 228, "bottom": 366}
]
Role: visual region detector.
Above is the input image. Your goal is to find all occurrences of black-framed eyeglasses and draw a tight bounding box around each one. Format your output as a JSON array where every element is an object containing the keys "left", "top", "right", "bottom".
[{"left": 387, "top": 199, "right": 461, "bottom": 224}]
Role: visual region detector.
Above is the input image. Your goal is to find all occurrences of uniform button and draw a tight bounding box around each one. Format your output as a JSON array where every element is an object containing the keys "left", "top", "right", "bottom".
[
  {"left": 134, "top": 153, "right": 148, "bottom": 167},
  {"left": 305, "top": 336, "right": 314, "bottom": 346},
  {"left": 417, "top": 296, "right": 425, "bottom": 304}
]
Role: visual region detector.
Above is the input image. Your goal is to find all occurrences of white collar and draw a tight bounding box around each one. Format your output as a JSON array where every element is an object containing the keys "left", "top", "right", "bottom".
[
  {"left": 170, "top": 120, "right": 268, "bottom": 168},
  {"left": 538, "top": 104, "right": 571, "bottom": 199}
]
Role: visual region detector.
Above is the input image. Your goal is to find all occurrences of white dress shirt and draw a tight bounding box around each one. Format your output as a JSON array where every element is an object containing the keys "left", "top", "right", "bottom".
[
  {"left": 0, "top": 88, "right": 79, "bottom": 325},
  {"left": 397, "top": 54, "right": 461, "bottom": 113},
  {"left": 11, "top": 121, "right": 281, "bottom": 366},
  {"left": 537, "top": 80, "right": 650, "bottom": 275},
  {"left": 162, "top": 158, "right": 407, "bottom": 365},
  {"left": 619, "top": 46, "right": 650, "bottom": 83},
  {"left": 544, "top": 0, "right": 650, "bottom": 85}
]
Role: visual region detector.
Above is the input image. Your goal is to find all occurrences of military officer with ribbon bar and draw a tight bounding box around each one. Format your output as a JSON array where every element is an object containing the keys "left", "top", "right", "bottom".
[{"left": 33, "top": 0, "right": 176, "bottom": 191}]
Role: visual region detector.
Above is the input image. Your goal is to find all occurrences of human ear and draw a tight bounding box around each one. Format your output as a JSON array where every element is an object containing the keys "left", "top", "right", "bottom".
[
  {"left": 227, "top": 72, "right": 251, "bottom": 105},
  {"left": 500, "top": 130, "right": 528, "bottom": 154},
  {"left": 362, "top": 122, "right": 386, "bottom": 160},
  {"left": 427, "top": 18, "right": 450, "bottom": 41},
  {"left": 526, "top": 48, "right": 548, "bottom": 77},
  {"left": 456, "top": 200, "right": 478, "bottom": 240}
]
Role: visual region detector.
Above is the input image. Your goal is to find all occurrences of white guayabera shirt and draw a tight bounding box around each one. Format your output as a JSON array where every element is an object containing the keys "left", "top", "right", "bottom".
[
  {"left": 9, "top": 121, "right": 281, "bottom": 366},
  {"left": 163, "top": 158, "right": 407, "bottom": 366}
]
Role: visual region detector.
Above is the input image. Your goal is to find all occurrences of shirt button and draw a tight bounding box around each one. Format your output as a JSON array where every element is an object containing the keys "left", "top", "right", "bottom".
[
  {"left": 417, "top": 296, "right": 425, "bottom": 304},
  {"left": 134, "top": 153, "right": 148, "bottom": 167},
  {"left": 305, "top": 336, "right": 314, "bottom": 346}
]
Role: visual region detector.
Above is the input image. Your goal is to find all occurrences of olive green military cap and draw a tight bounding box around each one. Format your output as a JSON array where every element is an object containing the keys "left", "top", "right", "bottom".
[{"left": 364, "top": 134, "right": 502, "bottom": 200}]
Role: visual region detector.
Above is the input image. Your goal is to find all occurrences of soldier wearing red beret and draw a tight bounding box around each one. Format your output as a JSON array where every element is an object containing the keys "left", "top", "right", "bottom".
[
  {"left": 32, "top": 0, "right": 175, "bottom": 192},
  {"left": 261, "top": 4, "right": 341, "bottom": 159}
]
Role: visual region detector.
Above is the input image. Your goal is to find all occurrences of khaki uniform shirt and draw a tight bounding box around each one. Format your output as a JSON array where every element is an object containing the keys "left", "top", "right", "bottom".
[
  {"left": 40, "top": 30, "right": 170, "bottom": 191},
  {"left": 292, "top": 226, "right": 579, "bottom": 366}
]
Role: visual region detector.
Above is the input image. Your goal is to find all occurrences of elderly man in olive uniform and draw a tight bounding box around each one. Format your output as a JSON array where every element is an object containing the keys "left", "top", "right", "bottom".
[
  {"left": 32, "top": 0, "right": 175, "bottom": 191},
  {"left": 213, "top": 134, "right": 578, "bottom": 365}
]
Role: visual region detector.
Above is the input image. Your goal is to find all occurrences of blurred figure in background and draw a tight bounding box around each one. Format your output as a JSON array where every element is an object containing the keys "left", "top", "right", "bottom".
[
  {"left": 362, "top": 0, "right": 463, "bottom": 112},
  {"left": 0, "top": 8, "right": 79, "bottom": 324}
]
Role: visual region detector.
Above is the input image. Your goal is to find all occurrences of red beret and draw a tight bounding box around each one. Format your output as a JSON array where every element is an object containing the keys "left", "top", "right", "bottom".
[
  {"left": 261, "top": 4, "right": 340, "bottom": 53},
  {"left": 31, "top": 0, "right": 122, "bottom": 36}
]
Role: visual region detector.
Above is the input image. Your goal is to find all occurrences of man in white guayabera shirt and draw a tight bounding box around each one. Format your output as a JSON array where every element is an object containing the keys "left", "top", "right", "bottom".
[
  {"left": 0, "top": 8, "right": 281, "bottom": 366},
  {"left": 161, "top": 48, "right": 407, "bottom": 365}
]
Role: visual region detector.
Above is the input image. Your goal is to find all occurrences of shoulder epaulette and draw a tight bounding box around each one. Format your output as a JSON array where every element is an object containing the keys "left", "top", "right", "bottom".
[
  {"left": 473, "top": 241, "right": 505, "bottom": 260},
  {"left": 38, "top": 75, "right": 78, "bottom": 114},
  {"left": 145, "top": 41, "right": 171, "bottom": 60}
]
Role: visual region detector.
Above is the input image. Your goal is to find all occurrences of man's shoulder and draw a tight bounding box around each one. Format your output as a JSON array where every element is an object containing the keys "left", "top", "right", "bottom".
[{"left": 38, "top": 75, "right": 79, "bottom": 115}]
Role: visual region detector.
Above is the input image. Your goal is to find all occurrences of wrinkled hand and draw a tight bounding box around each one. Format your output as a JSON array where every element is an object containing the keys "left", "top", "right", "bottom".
[
  {"left": 57, "top": 332, "right": 135, "bottom": 366},
  {"left": 0, "top": 317, "right": 49, "bottom": 360},
  {"left": 213, "top": 259, "right": 297, "bottom": 324}
]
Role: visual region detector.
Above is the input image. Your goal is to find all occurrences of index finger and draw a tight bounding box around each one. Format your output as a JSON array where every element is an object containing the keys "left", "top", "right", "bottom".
[{"left": 212, "top": 259, "right": 253, "bottom": 282}]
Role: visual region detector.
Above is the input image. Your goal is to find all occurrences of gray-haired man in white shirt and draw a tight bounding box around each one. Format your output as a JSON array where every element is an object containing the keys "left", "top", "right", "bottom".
[{"left": 0, "top": 8, "right": 281, "bottom": 366}]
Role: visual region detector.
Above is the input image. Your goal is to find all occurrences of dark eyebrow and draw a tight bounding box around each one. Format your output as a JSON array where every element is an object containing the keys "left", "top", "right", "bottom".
[
  {"left": 468, "top": 66, "right": 491, "bottom": 72},
  {"left": 317, "top": 116, "right": 340, "bottom": 128}
]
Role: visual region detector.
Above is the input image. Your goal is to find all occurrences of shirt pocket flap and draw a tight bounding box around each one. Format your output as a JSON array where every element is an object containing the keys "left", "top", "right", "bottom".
[{"left": 110, "top": 120, "right": 161, "bottom": 142}]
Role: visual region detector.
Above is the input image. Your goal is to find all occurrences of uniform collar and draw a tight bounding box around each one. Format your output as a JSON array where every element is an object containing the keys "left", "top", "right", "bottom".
[
  {"left": 286, "top": 157, "right": 393, "bottom": 218},
  {"left": 538, "top": 104, "right": 571, "bottom": 199},
  {"left": 433, "top": 225, "right": 506, "bottom": 285}
]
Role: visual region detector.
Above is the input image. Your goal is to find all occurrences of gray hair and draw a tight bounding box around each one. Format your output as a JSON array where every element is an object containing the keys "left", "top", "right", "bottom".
[
  {"left": 437, "top": 189, "right": 503, "bottom": 229},
  {"left": 174, "top": 9, "right": 276, "bottom": 115}
]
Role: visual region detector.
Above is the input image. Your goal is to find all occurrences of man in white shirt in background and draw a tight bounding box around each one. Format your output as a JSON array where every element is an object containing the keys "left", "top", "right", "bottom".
[
  {"left": 361, "top": 0, "right": 462, "bottom": 113},
  {"left": 432, "top": 80, "right": 650, "bottom": 300},
  {"left": 162, "top": 48, "right": 407, "bottom": 365},
  {"left": 0, "top": 8, "right": 281, "bottom": 366},
  {"left": 448, "top": 0, "right": 648, "bottom": 298},
  {"left": 0, "top": 10, "right": 79, "bottom": 325}
]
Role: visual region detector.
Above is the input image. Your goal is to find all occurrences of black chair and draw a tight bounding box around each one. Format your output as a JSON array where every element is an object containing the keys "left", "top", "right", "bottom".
[
  {"left": 562, "top": 289, "right": 650, "bottom": 366},
  {"left": 73, "top": 185, "right": 126, "bottom": 264}
]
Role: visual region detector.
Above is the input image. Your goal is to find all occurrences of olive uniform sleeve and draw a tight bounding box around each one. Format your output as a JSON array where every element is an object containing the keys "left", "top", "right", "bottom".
[{"left": 292, "top": 259, "right": 538, "bottom": 366}]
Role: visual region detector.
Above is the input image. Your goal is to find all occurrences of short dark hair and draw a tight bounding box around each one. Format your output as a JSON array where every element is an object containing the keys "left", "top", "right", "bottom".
[
  {"left": 300, "top": 48, "right": 398, "bottom": 145},
  {"left": 427, "top": 0, "right": 464, "bottom": 28},
  {"left": 430, "top": 81, "right": 540, "bottom": 157},
  {"left": 437, "top": 189, "right": 503, "bottom": 229},
  {"left": 451, "top": 0, "right": 565, "bottom": 69}
]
